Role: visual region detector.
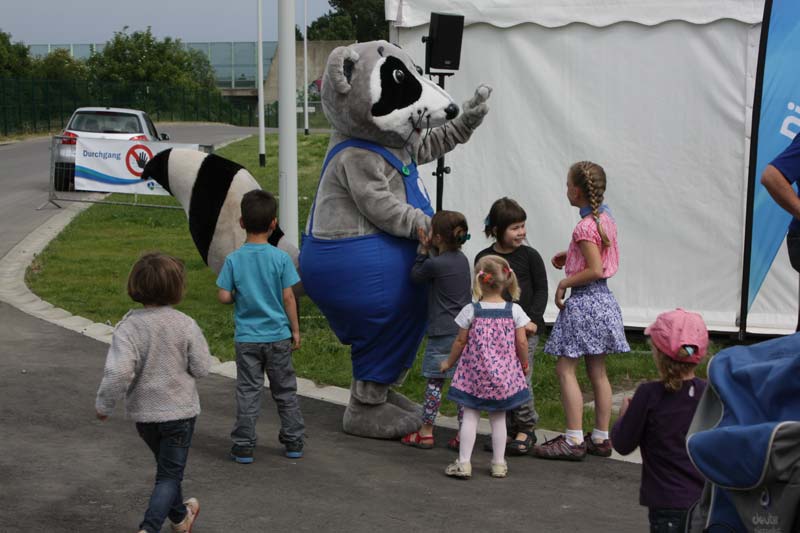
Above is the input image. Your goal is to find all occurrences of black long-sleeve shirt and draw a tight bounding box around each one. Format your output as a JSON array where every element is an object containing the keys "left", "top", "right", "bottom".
[
  {"left": 474, "top": 245, "right": 548, "bottom": 333},
  {"left": 410, "top": 250, "right": 472, "bottom": 336}
]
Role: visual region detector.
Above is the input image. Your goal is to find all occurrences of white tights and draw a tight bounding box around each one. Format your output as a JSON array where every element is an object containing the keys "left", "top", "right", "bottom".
[{"left": 459, "top": 407, "right": 507, "bottom": 465}]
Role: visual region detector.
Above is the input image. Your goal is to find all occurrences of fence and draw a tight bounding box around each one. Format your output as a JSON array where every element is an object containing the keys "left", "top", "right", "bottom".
[
  {"left": 46, "top": 135, "right": 213, "bottom": 210},
  {"left": 0, "top": 78, "right": 329, "bottom": 137}
]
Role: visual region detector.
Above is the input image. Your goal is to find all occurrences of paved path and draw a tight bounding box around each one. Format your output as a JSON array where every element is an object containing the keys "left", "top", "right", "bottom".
[{"left": 0, "top": 124, "right": 647, "bottom": 531}]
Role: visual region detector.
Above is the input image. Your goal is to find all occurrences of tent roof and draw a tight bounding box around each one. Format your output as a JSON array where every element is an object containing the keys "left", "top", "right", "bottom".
[{"left": 386, "top": 0, "right": 764, "bottom": 29}]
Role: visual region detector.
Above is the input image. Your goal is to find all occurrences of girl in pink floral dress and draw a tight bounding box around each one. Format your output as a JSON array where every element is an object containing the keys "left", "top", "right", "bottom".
[{"left": 440, "top": 255, "right": 532, "bottom": 479}]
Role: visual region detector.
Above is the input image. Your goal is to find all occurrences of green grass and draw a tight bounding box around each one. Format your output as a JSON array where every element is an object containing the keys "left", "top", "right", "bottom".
[{"left": 26, "top": 133, "right": 731, "bottom": 431}]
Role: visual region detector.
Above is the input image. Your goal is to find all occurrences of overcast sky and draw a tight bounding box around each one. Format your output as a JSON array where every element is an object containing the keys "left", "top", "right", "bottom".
[{"left": 1, "top": 0, "right": 335, "bottom": 44}]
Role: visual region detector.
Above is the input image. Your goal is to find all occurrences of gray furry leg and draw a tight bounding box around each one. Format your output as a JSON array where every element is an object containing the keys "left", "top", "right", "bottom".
[
  {"left": 342, "top": 381, "right": 421, "bottom": 439},
  {"left": 387, "top": 389, "right": 423, "bottom": 417}
]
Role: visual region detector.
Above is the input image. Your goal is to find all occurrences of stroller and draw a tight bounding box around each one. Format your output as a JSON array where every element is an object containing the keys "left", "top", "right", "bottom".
[{"left": 686, "top": 333, "right": 800, "bottom": 532}]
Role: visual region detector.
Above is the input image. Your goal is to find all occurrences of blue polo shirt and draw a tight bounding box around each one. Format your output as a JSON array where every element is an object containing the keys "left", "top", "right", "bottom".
[
  {"left": 770, "top": 133, "right": 800, "bottom": 231},
  {"left": 216, "top": 242, "right": 300, "bottom": 343}
]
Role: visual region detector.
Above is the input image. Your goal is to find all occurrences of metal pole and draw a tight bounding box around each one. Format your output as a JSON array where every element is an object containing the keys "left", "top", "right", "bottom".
[
  {"left": 303, "top": 0, "right": 309, "bottom": 135},
  {"left": 434, "top": 74, "right": 450, "bottom": 212},
  {"left": 257, "top": 0, "right": 266, "bottom": 167},
  {"left": 278, "top": 0, "right": 299, "bottom": 247}
]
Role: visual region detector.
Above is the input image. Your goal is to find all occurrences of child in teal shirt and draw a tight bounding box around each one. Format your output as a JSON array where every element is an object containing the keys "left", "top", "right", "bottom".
[{"left": 217, "top": 189, "right": 304, "bottom": 463}]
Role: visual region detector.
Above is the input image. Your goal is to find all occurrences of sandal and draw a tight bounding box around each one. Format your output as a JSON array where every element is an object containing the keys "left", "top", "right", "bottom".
[
  {"left": 447, "top": 435, "right": 460, "bottom": 451},
  {"left": 401, "top": 431, "right": 434, "bottom": 449},
  {"left": 506, "top": 431, "right": 535, "bottom": 456}
]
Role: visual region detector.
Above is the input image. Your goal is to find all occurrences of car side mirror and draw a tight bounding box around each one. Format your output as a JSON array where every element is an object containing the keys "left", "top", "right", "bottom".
[{"left": 160, "top": 133, "right": 170, "bottom": 141}]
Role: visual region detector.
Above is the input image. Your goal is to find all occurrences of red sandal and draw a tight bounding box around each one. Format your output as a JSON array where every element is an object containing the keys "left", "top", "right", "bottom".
[
  {"left": 400, "top": 431, "right": 434, "bottom": 449},
  {"left": 447, "top": 435, "right": 460, "bottom": 451}
]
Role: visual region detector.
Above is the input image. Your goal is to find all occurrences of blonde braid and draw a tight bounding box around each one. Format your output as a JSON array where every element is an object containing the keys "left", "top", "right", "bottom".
[{"left": 580, "top": 161, "right": 611, "bottom": 248}]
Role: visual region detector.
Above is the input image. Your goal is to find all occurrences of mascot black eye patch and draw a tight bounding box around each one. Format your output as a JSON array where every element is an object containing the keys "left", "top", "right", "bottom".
[{"left": 371, "top": 56, "right": 422, "bottom": 118}]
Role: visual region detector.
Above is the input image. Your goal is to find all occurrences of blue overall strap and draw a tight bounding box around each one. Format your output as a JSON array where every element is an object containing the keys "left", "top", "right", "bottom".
[{"left": 308, "top": 139, "right": 421, "bottom": 234}]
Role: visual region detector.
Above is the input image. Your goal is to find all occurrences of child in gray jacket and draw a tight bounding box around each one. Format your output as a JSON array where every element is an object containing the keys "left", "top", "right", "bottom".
[{"left": 95, "top": 252, "right": 214, "bottom": 533}]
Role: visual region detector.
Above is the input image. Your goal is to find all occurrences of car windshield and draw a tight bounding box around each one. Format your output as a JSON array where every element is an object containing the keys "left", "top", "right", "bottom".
[{"left": 68, "top": 111, "right": 143, "bottom": 134}]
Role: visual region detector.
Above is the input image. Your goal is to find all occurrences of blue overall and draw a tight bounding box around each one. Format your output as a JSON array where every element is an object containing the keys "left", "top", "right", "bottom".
[{"left": 300, "top": 139, "right": 433, "bottom": 384}]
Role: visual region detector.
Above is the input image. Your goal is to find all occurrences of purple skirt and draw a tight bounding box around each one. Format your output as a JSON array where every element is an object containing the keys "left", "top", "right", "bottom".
[{"left": 544, "top": 279, "right": 630, "bottom": 358}]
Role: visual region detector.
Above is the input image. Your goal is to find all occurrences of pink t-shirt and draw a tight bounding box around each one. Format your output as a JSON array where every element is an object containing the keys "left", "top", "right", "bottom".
[{"left": 564, "top": 212, "right": 619, "bottom": 278}]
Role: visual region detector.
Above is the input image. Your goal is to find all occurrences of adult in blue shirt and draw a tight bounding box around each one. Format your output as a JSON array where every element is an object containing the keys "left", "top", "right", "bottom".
[{"left": 761, "top": 133, "right": 800, "bottom": 331}]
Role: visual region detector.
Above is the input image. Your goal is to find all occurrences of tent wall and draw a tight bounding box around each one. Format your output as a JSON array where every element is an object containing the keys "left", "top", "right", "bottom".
[{"left": 388, "top": 3, "right": 793, "bottom": 333}]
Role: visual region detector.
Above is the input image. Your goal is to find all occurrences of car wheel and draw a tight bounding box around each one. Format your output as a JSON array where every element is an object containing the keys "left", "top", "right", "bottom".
[{"left": 54, "top": 162, "right": 75, "bottom": 192}]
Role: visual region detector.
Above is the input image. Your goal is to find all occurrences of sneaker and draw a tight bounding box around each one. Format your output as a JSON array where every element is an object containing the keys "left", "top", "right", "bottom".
[
  {"left": 530, "top": 434, "right": 587, "bottom": 461},
  {"left": 490, "top": 462, "right": 508, "bottom": 478},
  {"left": 586, "top": 435, "right": 613, "bottom": 457},
  {"left": 285, "top": 441, "right": 304, "bottom": 459},
  {"left": 229, "top": 445, "right": 254, "bottom": 464},
  {"left": 444, "top": 460, "right": 472, "bottom": 479},
  {"left": 170, "top": 497, "right": 200, "bottom": 533}
]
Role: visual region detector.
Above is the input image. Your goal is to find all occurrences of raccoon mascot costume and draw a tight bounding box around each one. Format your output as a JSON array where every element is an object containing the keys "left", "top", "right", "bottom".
[{"left": 300, "top": 40, "right": 492, "bottom": 439}]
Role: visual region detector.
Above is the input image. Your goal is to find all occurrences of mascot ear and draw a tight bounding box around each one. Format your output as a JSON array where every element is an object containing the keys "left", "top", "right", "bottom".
[{"left": 326, "top": 46, "right": 359, "bottom": 94}]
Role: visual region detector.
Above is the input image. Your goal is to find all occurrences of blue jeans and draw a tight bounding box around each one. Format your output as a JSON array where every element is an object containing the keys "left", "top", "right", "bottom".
[
  {"left": 648, "top": 508, "right": 688, "bottom": 533},
  {"left": 135, "top": 417, "right": 195, "bottom": 533}
]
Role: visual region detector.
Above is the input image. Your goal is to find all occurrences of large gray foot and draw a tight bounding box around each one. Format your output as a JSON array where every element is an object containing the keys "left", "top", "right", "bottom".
[
  {"left": 387, "top": 389, "right": 423, "bottom": 417},
  {"left": 341, "top": 381, "right": 421, "bottom": 439},
  {"left": 342, "top": 399, "right": 421, "bottom": 439}
]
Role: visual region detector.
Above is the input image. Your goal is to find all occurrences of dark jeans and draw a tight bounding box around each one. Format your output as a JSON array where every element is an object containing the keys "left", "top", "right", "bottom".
[
  {"left": 787, "top": 228, "right": 800, "bottom": 331},
  {"left": 506, "top": 337, "right": 540, "bottom": 435},
  {"left": 232, "top": 340, "right": 305, "bottom": 448},
  {"left": 135, "top": 417, "right": 195, "bottom": 533},
  {"left": 649, "top": 508, "right": 688, "bottom": 533}
]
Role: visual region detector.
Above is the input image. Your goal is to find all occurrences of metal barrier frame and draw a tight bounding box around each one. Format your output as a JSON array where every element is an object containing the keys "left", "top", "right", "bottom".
[{"left": 40, "top": 136, "right": 213, "bottom": 210}]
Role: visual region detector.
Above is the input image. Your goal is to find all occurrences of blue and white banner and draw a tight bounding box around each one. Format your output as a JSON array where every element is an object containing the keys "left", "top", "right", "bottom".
[
  {"left": 747, "top": 0, "right": 800, "bottom": 311},
  {"left": 74, "top": 139, "right": 199, "bottom": 195}
]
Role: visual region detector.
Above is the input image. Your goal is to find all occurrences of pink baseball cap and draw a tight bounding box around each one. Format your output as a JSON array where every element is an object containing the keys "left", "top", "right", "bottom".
[{"left": 644, "top": 308, "right": 708, "bottom": 364}]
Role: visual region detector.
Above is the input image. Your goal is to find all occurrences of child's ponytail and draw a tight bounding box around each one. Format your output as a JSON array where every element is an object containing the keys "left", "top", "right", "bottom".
[
  {"left": 431, "top": 210, "right": 470, "bottom": 251},
  {"left": 572, "top": 161, "right": 611, "bottom": 248},
  {"left": 473, "top": 255, "right": 520, "bottom": 301}
]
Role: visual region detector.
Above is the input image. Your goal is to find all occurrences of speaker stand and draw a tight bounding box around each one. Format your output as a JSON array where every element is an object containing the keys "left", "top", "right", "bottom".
[{"left": 433, "top": 73, "right": 455, "bottom": 213}]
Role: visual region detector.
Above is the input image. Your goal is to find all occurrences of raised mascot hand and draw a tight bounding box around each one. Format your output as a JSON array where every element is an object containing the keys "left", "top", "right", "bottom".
[{"left": 461, "top": 85, "right": 493, "bottom": 129}]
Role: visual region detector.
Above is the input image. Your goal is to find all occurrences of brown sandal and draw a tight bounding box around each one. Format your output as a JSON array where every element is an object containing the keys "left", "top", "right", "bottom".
[{"left": 401, "top": 431, "right": 434, "bottom": 449}]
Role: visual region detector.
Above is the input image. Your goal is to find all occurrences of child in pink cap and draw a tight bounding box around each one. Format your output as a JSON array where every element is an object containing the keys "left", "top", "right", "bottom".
[{"left": 611, "top": 309, "right": 709, "bottom": 533}]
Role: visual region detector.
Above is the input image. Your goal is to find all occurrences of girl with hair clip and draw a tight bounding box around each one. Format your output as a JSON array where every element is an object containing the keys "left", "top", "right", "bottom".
[
  {"left": 477, "top": 197, "right": 547, "bottom": 456},
  {"left": 440, "top": 255, "right": 532, "bottom": 479},
  {"left": 401, "top": 210, "right": 472, "bottom": 450},
  {"left": 532, "top": 161, "right": 630, "bottom": 462}
]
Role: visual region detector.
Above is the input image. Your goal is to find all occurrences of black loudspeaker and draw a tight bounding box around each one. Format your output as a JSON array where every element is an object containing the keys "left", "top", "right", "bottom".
[{"left": 425, "top": 13, "right": 464, "bottom": 73}]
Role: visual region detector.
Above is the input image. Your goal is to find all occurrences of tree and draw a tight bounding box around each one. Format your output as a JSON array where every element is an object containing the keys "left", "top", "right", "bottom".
[
  {"left": 86, "top": 27, "right": 215, "bottom": 90},
  {"left": 296, "top": 25, "right": 304, "bottom": 40},
  {"left": 30, "top": 48, "right": 89, "bottom": 81},
  {"left": 307, "top": 11, "right": 357, "bottom": 41},
  {"left": 329, "top": 0, "right": 388, "bottom": 42},
  {"left": 0, "top": 30, "right": 32, "bottom": 77}
]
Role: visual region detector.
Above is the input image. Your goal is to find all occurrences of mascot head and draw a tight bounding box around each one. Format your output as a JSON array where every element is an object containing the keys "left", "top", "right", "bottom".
[{"left": 322, "top": 40, "right": 459, "bottom": 148}]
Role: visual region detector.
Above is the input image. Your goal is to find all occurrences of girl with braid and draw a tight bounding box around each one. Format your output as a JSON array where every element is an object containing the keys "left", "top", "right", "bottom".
[{"left": 532, "top": 161, "right": 630, "bottom": 461}]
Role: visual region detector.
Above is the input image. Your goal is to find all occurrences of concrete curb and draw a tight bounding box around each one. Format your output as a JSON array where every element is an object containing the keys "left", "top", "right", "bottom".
[{"left": 0, "top": 186, "right": 641, "bottom": 465}]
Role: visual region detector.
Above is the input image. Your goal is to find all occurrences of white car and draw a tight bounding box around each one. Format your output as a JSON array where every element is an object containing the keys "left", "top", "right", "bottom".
[{"left": 54, "top": 107, "right": 169, "bottom": 191}]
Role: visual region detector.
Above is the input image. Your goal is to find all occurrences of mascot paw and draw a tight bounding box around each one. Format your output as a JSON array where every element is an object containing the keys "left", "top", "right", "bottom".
[
  {"left": 387, "top": 389, "right": 423, "bottom": 417},
  {"left": 342, "top": 397, "right": 422, "bottom": 439},
  {"left": 342, "top": 381, "right": 422, "bottom": 438},
  {"left": 462, "top": 84, "right": 493, "bottom": 128}
]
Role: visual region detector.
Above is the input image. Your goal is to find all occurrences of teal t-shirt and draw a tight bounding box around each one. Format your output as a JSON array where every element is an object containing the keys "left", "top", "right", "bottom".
[{"left": 216, "top": 242, "right": 300, "bottom": 342}]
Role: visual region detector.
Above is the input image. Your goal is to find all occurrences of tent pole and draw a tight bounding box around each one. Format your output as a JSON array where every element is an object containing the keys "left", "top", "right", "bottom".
[{"left": 739, "top": 0, "right": 774, "bottom": 340}]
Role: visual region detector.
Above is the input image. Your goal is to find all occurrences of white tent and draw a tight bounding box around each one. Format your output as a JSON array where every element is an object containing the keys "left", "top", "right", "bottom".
[{"left": 385, "top": 0, "right": 795, "bottom": 334}]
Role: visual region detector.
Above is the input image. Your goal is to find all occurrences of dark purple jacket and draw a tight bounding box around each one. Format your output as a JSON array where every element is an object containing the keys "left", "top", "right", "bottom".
[{"left": 611, "top": 377, "right": 707, "bottom": 510}]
